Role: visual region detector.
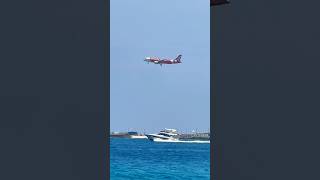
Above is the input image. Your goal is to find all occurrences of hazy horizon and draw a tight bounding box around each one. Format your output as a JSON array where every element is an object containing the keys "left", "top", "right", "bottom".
[{"left": 110, "top": 0, "right": 210, "bottom": 133}]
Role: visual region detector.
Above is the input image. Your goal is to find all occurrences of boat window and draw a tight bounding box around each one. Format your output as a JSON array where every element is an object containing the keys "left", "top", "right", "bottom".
[{"left": 159, "top": 133, "right": 171, "bottom": 137}]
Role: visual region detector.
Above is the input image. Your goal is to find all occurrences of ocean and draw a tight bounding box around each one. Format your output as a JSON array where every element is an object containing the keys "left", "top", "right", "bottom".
[{"left": 110, "top": 138, "right": 210, "bottom": 180}]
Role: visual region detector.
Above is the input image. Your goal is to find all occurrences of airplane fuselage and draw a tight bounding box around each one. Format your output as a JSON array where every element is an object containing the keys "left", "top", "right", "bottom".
[
  {"left": 144, "top": 57, "right": 160, "bottom": 63},
  {"left": 156, "top": 59, "right": 181, "bottom": 64}
]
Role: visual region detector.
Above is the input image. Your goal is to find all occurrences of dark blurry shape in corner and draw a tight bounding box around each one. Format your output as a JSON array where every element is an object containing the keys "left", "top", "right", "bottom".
[{"left": 211, "top": 0, "right": 230, "bottom": 6}]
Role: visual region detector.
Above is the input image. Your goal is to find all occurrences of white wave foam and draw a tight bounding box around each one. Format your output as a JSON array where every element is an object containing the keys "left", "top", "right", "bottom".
[{"left": 153, "top": 139, "right": 210, "bottom": 144}]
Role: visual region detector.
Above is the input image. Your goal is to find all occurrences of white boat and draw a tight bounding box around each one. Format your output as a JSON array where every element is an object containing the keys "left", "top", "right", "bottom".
[
  {"left": 146, "top": 128, "right": 179, "bottom": 142},
  {"left": 127, "top": 131, "right": 147, "bottom": 139},
  {"left": 129, "top": 135, "right": 147, "bottom": 139}
]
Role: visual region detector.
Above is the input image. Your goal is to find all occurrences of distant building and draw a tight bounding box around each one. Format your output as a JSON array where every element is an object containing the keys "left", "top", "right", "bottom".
[{"left": 178, "top": 132, "right": 210, "bottom": 140}]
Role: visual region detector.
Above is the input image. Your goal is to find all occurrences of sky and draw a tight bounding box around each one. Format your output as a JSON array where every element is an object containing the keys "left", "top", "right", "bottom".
[{"left": 110, "top": 0, "right": 210, "bottom": 133}]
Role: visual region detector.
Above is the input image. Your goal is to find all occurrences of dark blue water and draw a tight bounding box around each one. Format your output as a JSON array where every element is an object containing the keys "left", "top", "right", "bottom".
[{"left": 110, "top": 138, "right": 210, "bottom": 180}]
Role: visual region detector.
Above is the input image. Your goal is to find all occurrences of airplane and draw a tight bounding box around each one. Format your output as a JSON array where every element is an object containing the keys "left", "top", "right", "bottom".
[
  {"left": 144, "top": 55, "right": 182, "bottom": 67},
  {"left": 211, "top": 0, "right": 230, "bottom": 6}
]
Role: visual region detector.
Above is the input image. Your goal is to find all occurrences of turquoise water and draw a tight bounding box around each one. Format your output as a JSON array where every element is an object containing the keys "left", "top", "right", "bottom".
[{"left": 110, "top": 138, "right": 210, "bottom": 180}]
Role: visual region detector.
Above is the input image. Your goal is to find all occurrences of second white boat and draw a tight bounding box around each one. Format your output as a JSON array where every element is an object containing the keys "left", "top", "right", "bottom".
[{"left": 146, "top": 128, "right": 179, "bottom": 142}]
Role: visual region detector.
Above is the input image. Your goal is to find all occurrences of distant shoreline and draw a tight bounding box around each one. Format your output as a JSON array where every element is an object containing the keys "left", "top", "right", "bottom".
[{"left": 110, "top": 130, "right": 210, "bottom": 141}]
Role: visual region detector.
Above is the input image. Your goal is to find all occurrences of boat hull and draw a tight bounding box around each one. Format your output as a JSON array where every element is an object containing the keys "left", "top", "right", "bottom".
[
  {"left": 129, "top": 135, "right": 147, "bottom": 139},
  {"left": 146, "top": 134, "right": 178, "bottom": 142}
]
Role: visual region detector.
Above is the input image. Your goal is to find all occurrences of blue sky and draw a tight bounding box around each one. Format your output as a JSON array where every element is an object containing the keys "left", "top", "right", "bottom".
[{"left": 110, "top": 0, "right": 210, "bottom": 133}]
